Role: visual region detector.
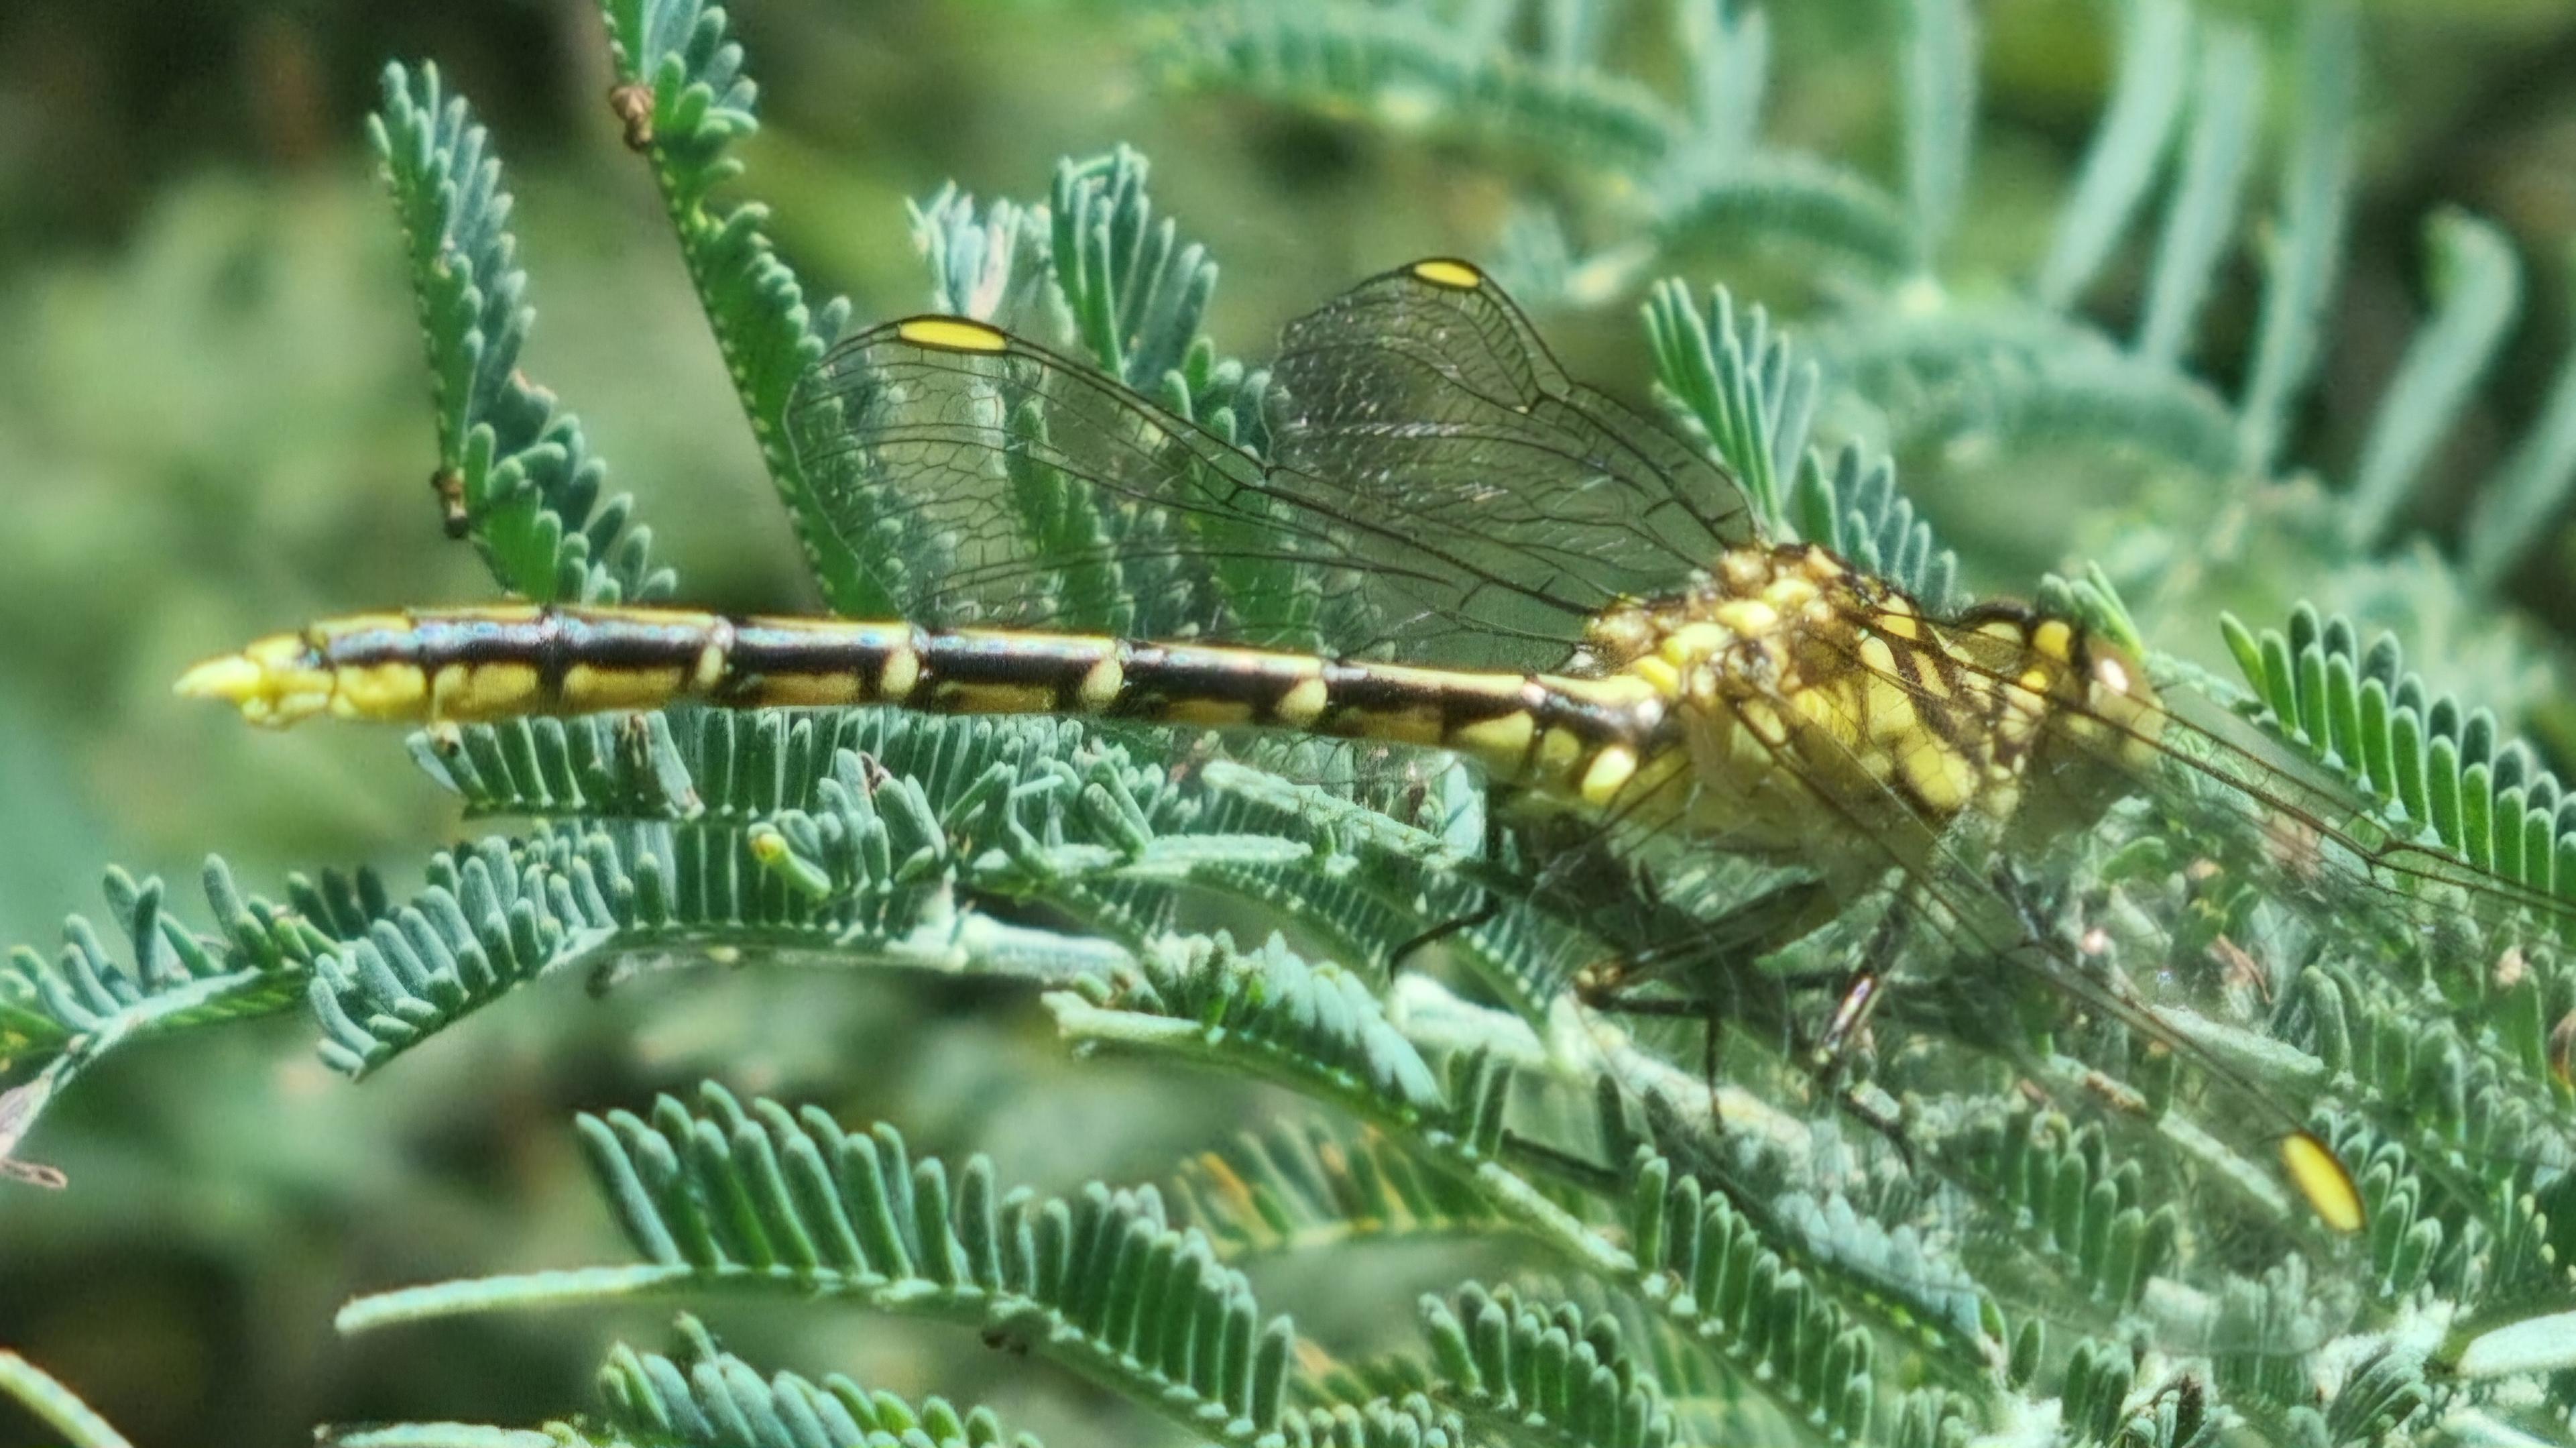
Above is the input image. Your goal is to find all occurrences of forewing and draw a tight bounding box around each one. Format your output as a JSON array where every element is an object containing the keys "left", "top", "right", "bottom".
[
  {"left": 1660, "top": 609, "right": 2362, "bottom": 1231},
  {"left": 1273, "top": 263, "right": 1753, "bottom": 623},
  {"left": 1922, "top": 618, "right": 2576, "bottom": 1172},
  {"left": 788, "top": 322, "right": 1359, "bottom": 648},
  {"left": 785, "top": 261, "right": 1752, "bottom": 669}
]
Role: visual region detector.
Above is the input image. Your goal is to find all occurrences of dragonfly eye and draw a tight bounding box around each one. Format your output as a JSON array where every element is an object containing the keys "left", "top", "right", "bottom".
[
  {"left": 2092, "top": 649, "right": 2138, "bottom": 699},
  {"left": 2076, "top": 640, "right": 2166, "bottom": 760}
]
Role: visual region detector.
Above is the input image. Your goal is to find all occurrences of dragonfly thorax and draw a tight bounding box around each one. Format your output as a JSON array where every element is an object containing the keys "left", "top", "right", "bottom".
[{"left": 1560, "top": 543, "right": 2165, "bottom": 862}]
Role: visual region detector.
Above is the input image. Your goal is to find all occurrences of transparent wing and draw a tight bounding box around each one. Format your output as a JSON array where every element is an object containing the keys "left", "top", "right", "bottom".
[
  {"left": 784, "top": 260, "right": 1751, "bottom": 669},
  {"left": 1269, "top": 263, "right": 1751, "bottom": 609},
  {"left": 1535, "top": 718, "right": 2377, "bottom": 1360},
  {"left": 1908, "top": 614, "right": 2576, "bottom": 1176},
  {"left": 1547, "top": 599, "right": 2369, "bottom": 1237}
]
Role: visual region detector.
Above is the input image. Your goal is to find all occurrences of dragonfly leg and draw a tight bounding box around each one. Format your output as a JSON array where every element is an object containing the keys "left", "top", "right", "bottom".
[
  {"left": 1832, "top": 1082, "right": 1922, "bottom": 1173},
  {"left": 1389, "top": 781, "right": 1531, "bottom": 977},
  {"left": 1802, "top": 904, "right": 1908, "bottom": 1085},
  {"left": 1388, "top": 895, "right": 1500, "bottom": 977},
  {"left": 1573, "top": 970, "right": 1732, "bottom": 1129}
]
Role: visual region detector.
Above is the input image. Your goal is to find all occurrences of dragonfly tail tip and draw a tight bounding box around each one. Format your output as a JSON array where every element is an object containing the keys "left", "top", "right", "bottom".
[
  {"left": 174, "top": 654, "right": 261, "bottom": 702},
  {"left": 174, "top": 639, "right": 332, "bottom": 728}
]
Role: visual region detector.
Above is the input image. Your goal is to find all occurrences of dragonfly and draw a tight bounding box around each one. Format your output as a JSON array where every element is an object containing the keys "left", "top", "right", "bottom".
[{"left": 183, "top": 256, "right": 2571, "bottom": 1241}]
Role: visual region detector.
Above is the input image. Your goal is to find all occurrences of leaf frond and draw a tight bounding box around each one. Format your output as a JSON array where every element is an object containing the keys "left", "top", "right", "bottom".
[
  {"left": 2343, "top": 211, "right": 2520, "bottom": 551},
  {"left": 369, "top": 62, "right": 673, "bottom": 604},
  {"left": 597, "top": 0, "right": 864, "bottom": 611},
  {"left": 1046, "top": 933, "right": 1449, "bottom": 1120},
  {"left": 1177, "top": 1118, "right": 1519, "bottom": 1261},
  {"left": 3, "top": 858, "right": 319, "bottom": 1132},
  {"left": 347, "top": 1084, "right": 1300, "bottom": 1446},
  {"left": 1417, "top": 1282, "right": 1676, "bottom": 1448},
  {"left": 2220, "top": 602, "right": 2576, "bottom": 903},
  {"left": 587, "top": 1314, "right": 1041, "bottom": 1448},
  {"left": 2035, "top": 0, "right": 2192, "bottom": 312},
  {"left": 1160, "top": 3, "right": 1680, "bottom": 172},
  {"left": 909, "top": 181, "right": 1061, "bottom": 333},
  {"left": 0, "top": 1351, "right": 131, "bottom": 1448},
  {"left": 2237, "top": 0, "right": 2359, "bottom": 478}
]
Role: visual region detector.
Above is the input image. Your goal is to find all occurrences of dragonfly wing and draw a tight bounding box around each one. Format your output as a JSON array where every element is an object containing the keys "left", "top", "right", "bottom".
[
  {"left": 1273, "top": 262, "right": 1753, "bottom": 624},
  {"left": 786, "top": 261, "right": 1752, "bottom": 670},
  {"left": 1661, "top": 608, "right": 2372, "bottom": 1235},
  {"left": 790, "top": 318, "right": 1362, "bottom": 647}
]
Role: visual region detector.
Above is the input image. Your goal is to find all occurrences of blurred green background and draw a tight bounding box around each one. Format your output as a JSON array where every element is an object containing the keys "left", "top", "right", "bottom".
[{"left": 4, "top": 0, "right": 2576, "bottom": 1440}]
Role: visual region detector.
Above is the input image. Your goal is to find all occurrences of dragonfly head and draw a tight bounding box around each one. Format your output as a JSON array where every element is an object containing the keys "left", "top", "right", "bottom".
[
  {"left": 2050, "top": 624, "right": 2168, "bottom": 766},
  {"left": 2005, "top": 620, "right": 2172, "bottom": 830}
]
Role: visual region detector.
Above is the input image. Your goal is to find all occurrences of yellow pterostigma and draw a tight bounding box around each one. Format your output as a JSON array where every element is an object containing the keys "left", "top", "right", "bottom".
[{"left": 184, "top": 256, "right": 2384, "bottom": 1234}]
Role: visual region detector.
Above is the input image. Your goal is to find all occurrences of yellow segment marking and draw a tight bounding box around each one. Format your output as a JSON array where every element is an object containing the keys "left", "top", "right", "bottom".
[
  {"left": 332, "top": 663, "right": 430, "bottom": 720},
  {"left": 1166, "top": 698, "right": 1256, "bottom": 727},
  {"left": 1579, "top": 745, "right": 1638, "bottom": 805},
  {"left": 2032, "top": 619, "right": 2075, "bottom": 661},
  {"left": 1629, "top": 655, "right": 1681, "bottom": 697},
  {"left": 2281, "top": 1133, "right": 2363, "bottom": 1233},
  {"left": 563, "top": 663, "right": 684, "bottom": 712},
  {"left": 1899, "top": 736, "right": 1978, "bottom": 814},
  {"left": 1707, "top": 601, "right": 1776, "bottom": 638},
  {"left": 878, "top": 648, "right": 921, "bottom": 703},
  {"left": 1075, "top": 656, "right": 1126, "bottom": 713},
  {"left": 1273, "top": 675, "right": 1330, "bottom": 728},
  {"left": 1857, "top": 636, "right": 1924, "bottom": 743},
  {"left": 1409, "top": 258, "right": 1484, "bottom": 290},
  {"left": 1534, "top": 727, "right": 1586, "bottom": 777},
  {"left": 1789, "top": 677, "right": 1860, "bottom": 744},
  {"left": 896, "top": 316, "right": 1010, "bottom": 353},
  {"left": 431, "top": 662, "right": 542, "bottom": 721},
  {"left": 1361, "top": 663, "right": 1523, "bottom": 703},
  {"left": 1760, "top": 569, "right": 1822, "bottom": 606},
  {"left": 1446, "top": 710, "right": 1536, "bottom": 763},
  {"left": 751, "top": 672, "right": 865, "bottom": 708},
  {"left": 939, "top": 681, "right": 1057, "bottom": 714},
  {"left": 1861, "top": 674, "right": 1919, "bottom": 744},
  {"left": 1342, "top": 704, "right": 1446, "bottom": 745},
  {"left": 1661, "top": 621, "right": 1731, "bottom": 662}
]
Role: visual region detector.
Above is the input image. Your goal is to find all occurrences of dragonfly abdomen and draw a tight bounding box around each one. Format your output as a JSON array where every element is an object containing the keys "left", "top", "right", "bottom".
[{"left": 178, "top": 604, "right": 1667, "bottom": 798}]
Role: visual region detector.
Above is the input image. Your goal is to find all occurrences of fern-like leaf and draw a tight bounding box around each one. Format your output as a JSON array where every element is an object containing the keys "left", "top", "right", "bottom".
[
  {"left": 1178, "top": 1119, "right": 1517, "bottom": 1260},
  {"left": 1419, "top": 1282, "right": 1676, "bottom": 1448},
  {"left": 2220, "top": 602, "right": 2576, "bottom": 898},
  {"left": 589, "top": 1315, "right": 1041, "bottom": 1447},
  {"left": 4, "top": 859, "right": 314, "bottom": 1053},
  {"left": 343, "top": 1084, "right": 1299, "bottom": 1446},
  {"left": 1162, "top": 3, "right": 1679, "bottom": 173},
  {"left": 369, "top": 62, "right": 672, "bottom": 603},
  {"left": 597, "top": 0, "right": 863, "bottom": 611},
  {"left": 2343, "top": 211, "right": 2520, "bottom": 550}
]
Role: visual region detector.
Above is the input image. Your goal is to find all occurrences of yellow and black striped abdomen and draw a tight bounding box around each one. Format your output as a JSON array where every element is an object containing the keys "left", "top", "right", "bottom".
[{"left": 176, "top": 605, "right": 1669, "bottom": 801}]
